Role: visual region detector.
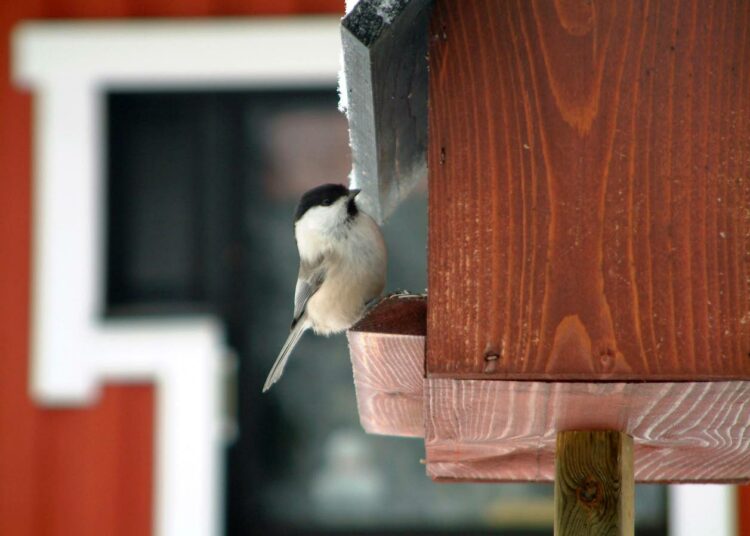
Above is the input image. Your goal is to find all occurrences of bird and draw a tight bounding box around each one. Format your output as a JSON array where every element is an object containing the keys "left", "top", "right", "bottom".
[{"left": 262, "top": 183, "right": 387, "bottom": 392}]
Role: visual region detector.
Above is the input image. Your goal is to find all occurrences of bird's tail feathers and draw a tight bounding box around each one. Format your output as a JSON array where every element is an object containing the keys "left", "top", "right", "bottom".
[{"left": 262, "top": 319, "right": 308, "bottom": 393}]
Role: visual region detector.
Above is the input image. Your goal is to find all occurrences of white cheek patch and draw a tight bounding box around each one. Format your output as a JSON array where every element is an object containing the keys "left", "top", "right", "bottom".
[
  {"left": 298, "top": 205, "right": 333, "bottom": 231},
  {"left": 295, "top": 200, "right": 348, "bottom": 261},
  {"left": 295, "top": 221, "right": 326, "bottom": 262},
  {"left": 297, "top": 200, "right": 348, "bottom": 233}
]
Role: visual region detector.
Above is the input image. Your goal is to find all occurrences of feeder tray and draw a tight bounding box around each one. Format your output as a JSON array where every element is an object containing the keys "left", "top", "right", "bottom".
[{"left": 343, "top": 0, "right": 750, "bottom": 532}]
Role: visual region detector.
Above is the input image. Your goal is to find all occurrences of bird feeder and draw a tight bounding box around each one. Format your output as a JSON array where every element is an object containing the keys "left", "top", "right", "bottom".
[{"left": 343, "top": 1, "right": 750, "bottom": 533}]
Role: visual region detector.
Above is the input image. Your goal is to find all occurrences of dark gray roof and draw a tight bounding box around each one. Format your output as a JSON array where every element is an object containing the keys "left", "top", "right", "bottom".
[{"left": 341, "top": 0, "right": 432, "bottom": 223}]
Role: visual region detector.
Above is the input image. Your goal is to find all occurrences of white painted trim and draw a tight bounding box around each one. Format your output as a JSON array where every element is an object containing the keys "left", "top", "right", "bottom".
[
  {"left": 669, "top": 485, "right": 736, "bottom": 536},
  {"left": 12, "top": 18, "right": 342, "bottom": 536},
  {"left": 14, "top": 18, "right": 342, "bottom": 88}
]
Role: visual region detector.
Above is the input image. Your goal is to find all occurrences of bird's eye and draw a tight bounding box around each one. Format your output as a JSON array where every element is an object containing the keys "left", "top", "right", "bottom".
[{"left": 321, "top": 199, "right": 332, "bottom": 206}]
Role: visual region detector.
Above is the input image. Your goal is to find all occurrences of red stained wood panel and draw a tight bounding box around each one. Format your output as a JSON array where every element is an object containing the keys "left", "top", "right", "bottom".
[
  {"left": 740, "top": 485, "right": 750, "bottom": 535},
  {"left": 427, "top": 0, "right": 750, "bottom": 380},
  {"left": 35, "top": 386, "right": 154, "bottom": 536},
  {"left": 0, "top": 3, "right": 37, "bottom": 532},
  {"left": 40, "top": 0, "right": 343, "bottom": 18}
]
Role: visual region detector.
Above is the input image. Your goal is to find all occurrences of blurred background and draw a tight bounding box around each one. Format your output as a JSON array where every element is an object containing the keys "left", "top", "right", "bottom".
[{"left": 0, "top": 1, "right": 740, "bottom": 535}]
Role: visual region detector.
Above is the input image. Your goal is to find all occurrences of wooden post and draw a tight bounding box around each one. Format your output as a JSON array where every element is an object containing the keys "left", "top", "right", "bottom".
[{"left": 555, "top": 431, "right": 634, "bottom": 536}]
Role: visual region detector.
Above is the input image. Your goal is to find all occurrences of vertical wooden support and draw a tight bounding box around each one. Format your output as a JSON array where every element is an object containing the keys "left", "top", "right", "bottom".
[{"left": 555, "top": 431, "right": 634, "bottom": 535}]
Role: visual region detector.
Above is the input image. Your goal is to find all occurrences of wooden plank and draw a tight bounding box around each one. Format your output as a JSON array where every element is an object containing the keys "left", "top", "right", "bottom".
[
  {"left": 555, "top": 431, "right": 634, "bottom": 536},
  {"left": 347, "top": 296, "right": 425, "bottom": 436},
  {"left": 425, "top": 379, "right": 750, "bottom": 484},
  {"left": 355, "top": 294, "right": 750, "bottom": 377},
  {"left": 342, "top": 0, "right": 431, "bottom": 223},
  {"left": 348, "top": 300, "right": 750, "bottom": 483},
  {"left": 427, "top": 0, "right": 750, "bottom": 380}
]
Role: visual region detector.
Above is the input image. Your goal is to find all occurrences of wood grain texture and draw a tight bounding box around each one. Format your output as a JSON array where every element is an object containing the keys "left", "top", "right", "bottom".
[
  {"left": 345, "top": 351, "right": 750, "bottom": 485},
  {"left": 425, "top": 379, "right": 750, "bottom": 484},
  {"left": 347, "top": 301, "right": 750, "bottom": 483},
  {"left": 351, "top": 294, "right": 426, "bottom": 335},
  {"left": 427, "top": 0, "right": 750, "bottom": 379},
  {"left": 347, "top": 296, "right": 425, "bottom": 436},
  {"left": 554, "top": 431, "right": 634, "bottom": 536}
]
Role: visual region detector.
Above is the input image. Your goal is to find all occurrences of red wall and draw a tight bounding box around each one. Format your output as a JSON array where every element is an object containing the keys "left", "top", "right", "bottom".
[{"left": 0, "top": 1, "right": 343, "bottom": 535}]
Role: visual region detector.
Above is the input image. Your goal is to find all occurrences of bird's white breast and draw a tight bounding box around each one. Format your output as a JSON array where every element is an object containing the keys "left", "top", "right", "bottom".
[{"left": 297, "top": 213, "right": 386, "bottom": 335}]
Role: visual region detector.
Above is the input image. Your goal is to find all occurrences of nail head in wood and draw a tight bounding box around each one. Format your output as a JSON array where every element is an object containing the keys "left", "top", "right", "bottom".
[{"left": 483, "top": 346, "right": 501, "bottom": 373}]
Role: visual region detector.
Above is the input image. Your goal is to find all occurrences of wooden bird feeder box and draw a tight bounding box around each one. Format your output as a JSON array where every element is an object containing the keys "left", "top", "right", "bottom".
[{"left": 343, "top": 0, "right": 750, "bottom": 532}]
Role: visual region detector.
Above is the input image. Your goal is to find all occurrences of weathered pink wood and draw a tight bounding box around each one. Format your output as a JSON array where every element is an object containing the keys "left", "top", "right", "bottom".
[
  {"left": 426, "top": 380, "right": 750, "bottom": 483},
  {"left": 347, "top": 296, "right": 425, "bottom": 437},
  {"left": 347, "top": 331, "right": 424, "bottom": 437}
]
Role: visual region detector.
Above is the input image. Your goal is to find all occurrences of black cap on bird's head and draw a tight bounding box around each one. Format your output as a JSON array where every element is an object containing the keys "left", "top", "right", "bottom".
[{"left": 294, "top": 183, "right": 360, "bottom": 222}]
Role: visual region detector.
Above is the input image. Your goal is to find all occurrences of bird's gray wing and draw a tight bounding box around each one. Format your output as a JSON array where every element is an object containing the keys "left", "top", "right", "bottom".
[
  {"left": 292, "top": 258, "right": 326, "bottom": 326},
  {"left": 263, "top": 259, "right": 326, "bottom": 393}
]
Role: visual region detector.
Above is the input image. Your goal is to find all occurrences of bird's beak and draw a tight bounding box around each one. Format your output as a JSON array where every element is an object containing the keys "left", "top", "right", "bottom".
[{"left": 347, "top": 189, "right": 361, "bottom": 200}]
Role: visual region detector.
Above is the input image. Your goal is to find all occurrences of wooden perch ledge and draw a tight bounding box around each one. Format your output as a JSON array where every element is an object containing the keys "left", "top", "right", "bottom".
[
  {"left": 348, "top": 296, "right": 750, "bottom": 484},
  {"left": 347, "top": 295, "right": 425, "bottom": 438}
]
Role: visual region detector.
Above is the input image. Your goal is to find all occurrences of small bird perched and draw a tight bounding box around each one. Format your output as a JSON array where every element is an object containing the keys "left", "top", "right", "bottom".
[{"left": 262, "top": 183, "right": 387, "bottom": 392}]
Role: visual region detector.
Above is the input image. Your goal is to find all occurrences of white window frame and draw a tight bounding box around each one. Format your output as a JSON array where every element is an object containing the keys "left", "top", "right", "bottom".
[{"left": 12, "top": 18, "right": 342, "bottom": 536}]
